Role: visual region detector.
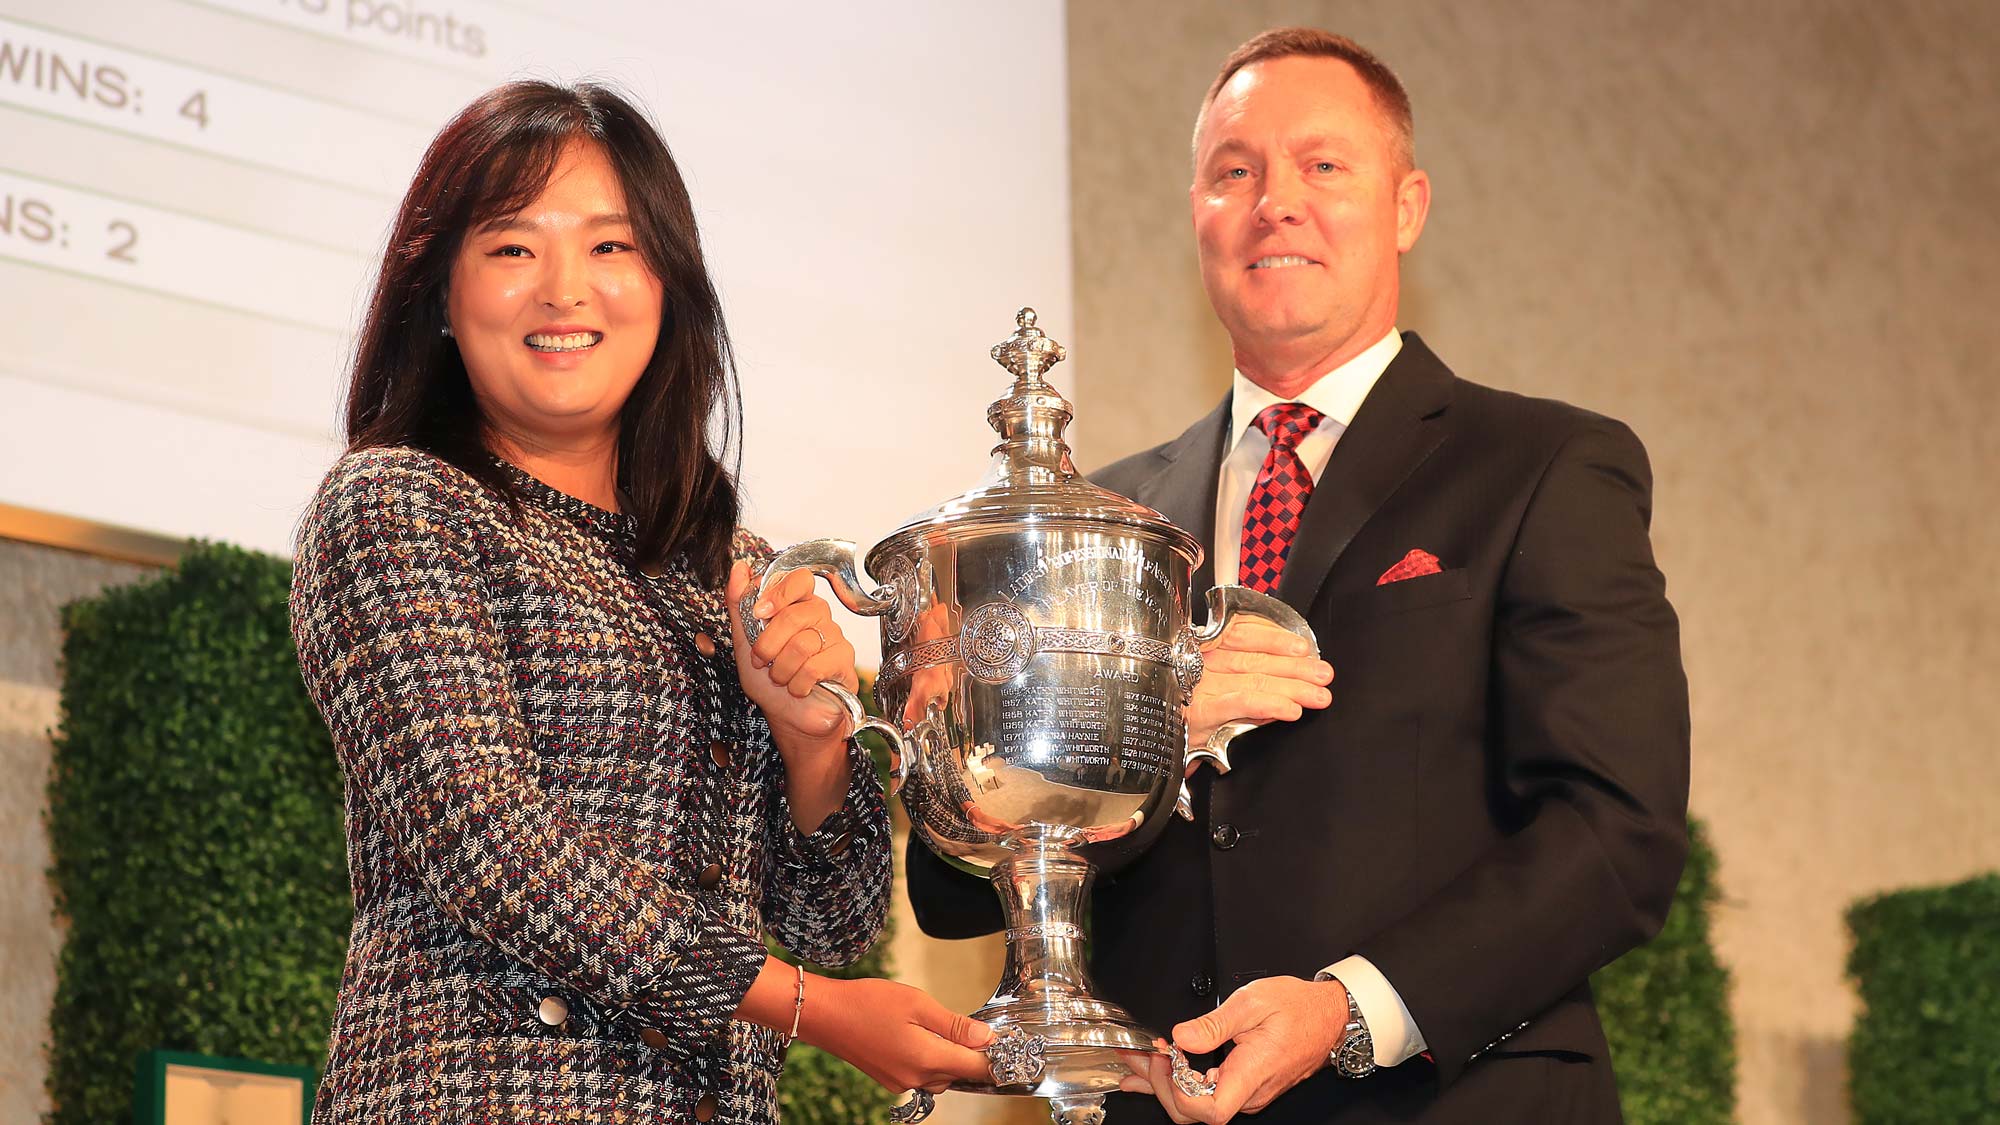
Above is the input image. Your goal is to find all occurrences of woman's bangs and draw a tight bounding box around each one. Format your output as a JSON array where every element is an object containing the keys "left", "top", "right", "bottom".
[{"left": 461, "top": 127, "right": 582, "bottom": 235}]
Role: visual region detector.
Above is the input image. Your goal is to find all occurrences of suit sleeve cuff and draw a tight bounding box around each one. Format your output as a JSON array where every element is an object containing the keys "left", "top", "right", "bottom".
[
  {"left": 769, "top": 736, "right": 877, "bottom": 871},
  {"left": 1318, "top": 954, "right": 1429, "bottom": 1068},
  {"left": 611, "top": 912, "right": 767, "bottom": 1063}
]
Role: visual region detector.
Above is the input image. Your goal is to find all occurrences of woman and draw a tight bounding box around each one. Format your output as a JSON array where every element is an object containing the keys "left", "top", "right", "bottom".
[{"left": 290, "top": 81, "right": 989, "bottom": 1122}]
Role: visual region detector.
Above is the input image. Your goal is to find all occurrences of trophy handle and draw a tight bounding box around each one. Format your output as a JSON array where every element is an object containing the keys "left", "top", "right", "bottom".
[
  {"left": 1176, "top": 586, "right": 1318, "bottom": 820},
  {"left": 742, "top": 540, "right": 912, "bottom": 789}
]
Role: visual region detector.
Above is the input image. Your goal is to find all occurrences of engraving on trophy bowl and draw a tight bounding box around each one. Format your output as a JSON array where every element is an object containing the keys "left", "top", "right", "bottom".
[{"left": 869, "top": 523, "right": 1193, "bottom": 877}]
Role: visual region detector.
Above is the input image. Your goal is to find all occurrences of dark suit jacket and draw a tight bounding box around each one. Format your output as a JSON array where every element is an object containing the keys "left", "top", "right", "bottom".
[{"left": 906, "top": 334, "right": 1690, "bottom": 1123}]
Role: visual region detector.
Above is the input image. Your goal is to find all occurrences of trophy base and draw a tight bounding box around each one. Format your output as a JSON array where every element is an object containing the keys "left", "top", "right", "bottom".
[
  {"left": 948, "top": 849, "right": 1206, "bottom": 1122},
  {"left": 948, "top": 996, "right": 1164, "bottom": 1101}
]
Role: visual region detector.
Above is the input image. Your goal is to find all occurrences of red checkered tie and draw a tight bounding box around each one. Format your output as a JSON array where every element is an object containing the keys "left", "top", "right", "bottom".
[{"left": 1238, "top": 403, "right": 1325, "bottom": 593}]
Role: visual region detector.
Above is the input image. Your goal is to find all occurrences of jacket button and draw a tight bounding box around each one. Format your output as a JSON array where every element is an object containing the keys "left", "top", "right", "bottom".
[
  {"left": 826, "top": 832, "right": 853, "bottom": 857},
  {"left": 537, "top": 995, "right": 569, "bottom": 1025},
  {"left": 694, "top": 632, "right": 718, "bottom": 657},
  {"left": 694, "top": 1092, "right": 719, "bottom": 1121},
  {"left": 1211, "top": 823, "right": 1239, "bottom": 850},
  {"left": 698, "top": 862, "right": 724, "bottom": 890},
  {"left": 640, "top": 1026, "right": 669, "bottom": 1050},
  {"left": 1191, "top": 974, "right": 1214, "bottom": 998},
  {"left": 710, "top": 740, "right": 733, "bottom": 768}
]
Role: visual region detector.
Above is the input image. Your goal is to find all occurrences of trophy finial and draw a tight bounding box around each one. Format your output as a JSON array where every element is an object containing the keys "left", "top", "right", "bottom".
[{"left": 991, "top": 306, "right": 1067, "bottom": 383}]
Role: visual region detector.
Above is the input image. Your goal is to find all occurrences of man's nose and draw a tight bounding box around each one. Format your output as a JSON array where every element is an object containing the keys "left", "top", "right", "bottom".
[{"left": 1256, "top": 169, "right": 1305, "bottom": 226}]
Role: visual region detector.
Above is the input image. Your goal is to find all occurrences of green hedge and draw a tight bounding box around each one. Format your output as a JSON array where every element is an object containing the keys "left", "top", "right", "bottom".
[
  {"left": 45, "top": 543, "right": 347, "bottom": 1124},
  {"left": 1847, "top": 872, "right": 2000, "bottom": 1123},
  {"left": 1594, "top": 818, "right": 1737, "bottom": 1124}
]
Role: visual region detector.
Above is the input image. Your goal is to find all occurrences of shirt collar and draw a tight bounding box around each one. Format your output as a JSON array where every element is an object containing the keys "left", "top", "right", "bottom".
[{"left": 1226, "top": 328, "right": 1403, "bottom": 455}]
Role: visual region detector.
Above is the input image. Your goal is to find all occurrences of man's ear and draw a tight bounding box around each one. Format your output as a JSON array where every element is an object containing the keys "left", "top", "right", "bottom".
[{"left": 1395, "top": 168, "right": 1431, "bottom": 254}]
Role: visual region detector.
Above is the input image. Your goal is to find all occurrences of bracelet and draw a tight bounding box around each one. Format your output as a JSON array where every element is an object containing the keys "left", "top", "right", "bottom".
[{"left": 787, "top": 963, "right": 807, "bottom": 1045}]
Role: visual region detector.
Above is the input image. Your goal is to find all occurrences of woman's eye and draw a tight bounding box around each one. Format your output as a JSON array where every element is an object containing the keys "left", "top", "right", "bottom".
[
  {"left": 491, "top": 245, "right": 530, "bottom": 258},
  {"left": 594, "top": 241, "right": 632, "bottom": 254}
]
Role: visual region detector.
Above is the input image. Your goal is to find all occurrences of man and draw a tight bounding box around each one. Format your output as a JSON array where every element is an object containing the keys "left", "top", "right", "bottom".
[{"left": 908, "top": 27, "right": 1689, "bottom": 1124}]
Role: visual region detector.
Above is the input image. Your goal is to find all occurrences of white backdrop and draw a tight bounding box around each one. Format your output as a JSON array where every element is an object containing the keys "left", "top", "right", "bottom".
[{"left": 0, "top": 0, "right": 1074, "bottom": 663}]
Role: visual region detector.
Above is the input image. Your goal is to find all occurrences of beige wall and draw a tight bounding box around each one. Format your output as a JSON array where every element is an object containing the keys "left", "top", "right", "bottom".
[{"left": 1064, "top": 2, "right": 2000, "bottom": 1123}]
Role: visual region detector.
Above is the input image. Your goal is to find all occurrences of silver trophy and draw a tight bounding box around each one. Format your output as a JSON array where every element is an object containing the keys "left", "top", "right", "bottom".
[{"left": 747, "top": 310, "right": 1313, "bottom": 1125}]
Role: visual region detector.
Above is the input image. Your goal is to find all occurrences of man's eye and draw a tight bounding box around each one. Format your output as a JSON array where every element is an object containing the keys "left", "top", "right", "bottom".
[
  {"left": 1314, "top": 162, "right": 1337, "bottom": 173},
  {"left": 1225, "top": 167, "right": 1249, "bottom": 180}
]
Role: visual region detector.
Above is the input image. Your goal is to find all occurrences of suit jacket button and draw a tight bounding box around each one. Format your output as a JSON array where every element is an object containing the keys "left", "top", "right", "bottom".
[
  {"left": 694, "top": 632, "right": 718, "bottom": 657},
  {"left": 710, "top": 740, "right": 733, "bottom": 768},
  {"left": 640, "top": 1026, "right": 669, "bottom": 1050},
  {"left": 1211, "top": 823, "right": 1239, "bottom": 850},
  {"left": 695, "top": 1092, "right": 719, "bottom": 1121},
  {"left": 698, "top": 862, "right": 724, "bottom": 890},
  {"left": 1191, "top": 974, "right": 1214, "bottom": 997},
  {"left": 537, "top": 996, "right": 569, "bottom": 1025}
]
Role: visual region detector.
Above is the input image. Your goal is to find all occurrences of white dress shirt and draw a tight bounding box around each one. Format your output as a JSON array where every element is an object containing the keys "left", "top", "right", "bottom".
[{"left": 1210, "top": 326, "right": 1428, "bottom": 1069}]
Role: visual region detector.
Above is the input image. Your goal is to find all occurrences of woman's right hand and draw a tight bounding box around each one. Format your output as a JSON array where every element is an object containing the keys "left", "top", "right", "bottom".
[{"left": 802, "top": 976, "right": 995, "bottom": 1093}]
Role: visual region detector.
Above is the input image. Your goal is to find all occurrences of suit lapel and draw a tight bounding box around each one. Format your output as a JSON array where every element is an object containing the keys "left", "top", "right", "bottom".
[
  {"left": 1276, "top": 333, "right": 1456, "bottom": 612},
  {"left": 1131, "top": 395, "right": 1231, "bottom": 596}
]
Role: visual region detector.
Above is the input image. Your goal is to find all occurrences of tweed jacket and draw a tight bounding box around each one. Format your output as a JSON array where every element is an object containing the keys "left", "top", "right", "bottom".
[{"left": 291, "top": 447, "right": 892, "bottom": 1124}]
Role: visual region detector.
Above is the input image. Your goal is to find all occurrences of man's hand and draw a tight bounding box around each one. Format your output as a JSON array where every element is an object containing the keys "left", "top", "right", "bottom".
[
  {"left": 1119, "top": 976, "right": 1350, "bottom": 1124},
  {"left": 1186, "top": 618, "right": 1334, "bottom": 753}
]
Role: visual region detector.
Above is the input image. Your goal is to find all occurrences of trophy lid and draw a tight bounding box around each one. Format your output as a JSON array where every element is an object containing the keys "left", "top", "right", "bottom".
[{"left": 867, "top": 308, "right": 1204, "bottom": 566}]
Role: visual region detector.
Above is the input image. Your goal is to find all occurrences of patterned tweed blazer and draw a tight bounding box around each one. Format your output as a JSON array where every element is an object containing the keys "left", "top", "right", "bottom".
[{"left": 290, "top": 447, "right": 892, "bottom": 1124}]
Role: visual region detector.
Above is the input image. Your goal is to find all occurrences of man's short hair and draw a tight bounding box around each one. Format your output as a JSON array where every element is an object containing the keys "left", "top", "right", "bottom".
[{"left": 1194, "top": 27, "right": 1415, "bottom": 172}]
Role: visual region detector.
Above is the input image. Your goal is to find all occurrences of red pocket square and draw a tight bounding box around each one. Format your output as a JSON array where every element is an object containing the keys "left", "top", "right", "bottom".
[{"left": 1377, "top": 549, "right": 1443, "bottom": 585}]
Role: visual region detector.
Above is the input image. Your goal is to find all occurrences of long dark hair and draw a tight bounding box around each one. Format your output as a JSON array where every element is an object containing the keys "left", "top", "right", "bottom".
[{"left": 345, "top": 81, "right": 741, "bottom": 582}]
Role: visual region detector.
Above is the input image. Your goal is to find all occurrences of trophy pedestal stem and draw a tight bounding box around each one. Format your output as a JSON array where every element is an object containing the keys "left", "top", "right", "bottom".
[{"left": 953, "top": 847, "right": 1167, "bottom": 1102}]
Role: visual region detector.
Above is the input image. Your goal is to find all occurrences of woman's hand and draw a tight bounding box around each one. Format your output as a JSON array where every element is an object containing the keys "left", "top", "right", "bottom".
[
  {"left": 801, "top": 976, "right": 995, "bottom": 1093},
  {"left": 726, "top": 562, "right": 861, "bottom": 832},
  {"left": 726, "top": 561, "right": 859, "bottom": 745}
]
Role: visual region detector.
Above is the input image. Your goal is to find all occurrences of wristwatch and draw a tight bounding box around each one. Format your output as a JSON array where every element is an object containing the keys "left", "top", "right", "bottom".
[{"left": 1330, "top": 981, "right": 1377, "bottom": 1078}]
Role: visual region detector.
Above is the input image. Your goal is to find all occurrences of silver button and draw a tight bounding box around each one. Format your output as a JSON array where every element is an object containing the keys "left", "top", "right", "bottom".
[{"left": 538, "top": 995, "right": 570, "bottom": 1026}]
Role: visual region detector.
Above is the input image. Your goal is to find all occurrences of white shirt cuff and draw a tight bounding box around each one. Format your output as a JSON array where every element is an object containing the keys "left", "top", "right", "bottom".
[{"left": 1317, "top": 954, "right": 1428, "bottom": 1068}]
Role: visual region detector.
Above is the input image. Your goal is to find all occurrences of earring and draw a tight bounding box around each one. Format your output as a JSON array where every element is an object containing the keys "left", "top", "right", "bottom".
[{"left": 440, "top": 322, "right": 453, "bottom": 338}]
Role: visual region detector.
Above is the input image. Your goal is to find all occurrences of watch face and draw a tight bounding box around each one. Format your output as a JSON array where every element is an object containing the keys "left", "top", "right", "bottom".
[{"left": 1338, "top": 1034, "right": 1375, "bottom": 1076}]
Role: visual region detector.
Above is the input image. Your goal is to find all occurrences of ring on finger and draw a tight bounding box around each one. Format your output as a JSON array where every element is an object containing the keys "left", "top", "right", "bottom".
[
  {"left": 811, "top": 626, "right": 829, "bottom": 650},
  {"left": 888, "top": 1090, "right": 934, "bottom": 1123}
]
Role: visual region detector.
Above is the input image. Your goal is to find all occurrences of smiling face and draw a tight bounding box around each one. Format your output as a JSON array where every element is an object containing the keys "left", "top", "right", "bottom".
[
  {"left": 1190, "top": 54, "right": 1429, "bottom": 386},
  {"left": 446, "top": 141, "right": 663, "bottom": 452}
]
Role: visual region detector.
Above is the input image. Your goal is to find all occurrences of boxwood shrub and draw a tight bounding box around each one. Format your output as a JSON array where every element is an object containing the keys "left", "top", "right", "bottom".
[
  {"left": 45, "top": 543, "right": 346, "bottom": 1124},
  {"left": 1595, "top": 818, "right": 1737, "bottom": 1124},
  {"left": 1847, "top": 872, "right": 2000, "bottom": 1123}
]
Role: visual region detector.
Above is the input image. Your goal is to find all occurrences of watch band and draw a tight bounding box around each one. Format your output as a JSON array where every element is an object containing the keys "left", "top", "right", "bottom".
[{"left": 1330, "top": 979, "right": 1377, "bottom": 1078}]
